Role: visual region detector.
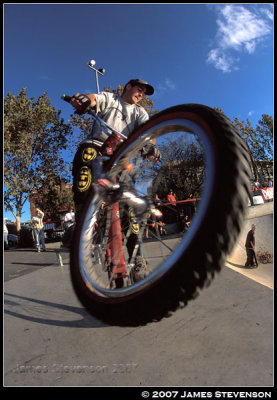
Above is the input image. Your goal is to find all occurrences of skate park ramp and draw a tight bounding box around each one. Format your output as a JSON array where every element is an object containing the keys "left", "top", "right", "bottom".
[{"left": 226, "top": 202, "right": 273, "bottom": 289}]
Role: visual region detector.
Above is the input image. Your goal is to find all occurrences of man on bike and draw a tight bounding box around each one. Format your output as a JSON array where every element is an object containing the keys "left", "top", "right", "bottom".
[
  {"left": 70, "top": 78, "right": 161, "bottom": 281},
  {"left": 70, "top": 78, "right": 160, "bottom": 215}
]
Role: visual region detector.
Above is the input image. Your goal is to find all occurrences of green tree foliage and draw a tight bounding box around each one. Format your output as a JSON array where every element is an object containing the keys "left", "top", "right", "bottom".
[
  {"left": 33, "top": 173, "right": 74, "bottom": 222},
  {"left": 233, "top": 115, "right": 273, "bottom": 180},
  {"left": 255, "top": 114, "right": 273, "bottom": 160},
  {"left": 4, "top": 87, "right": 73, "bottom": 230},
  {"left": 152, "top": 135, "right": 205, "bottom": 201}
]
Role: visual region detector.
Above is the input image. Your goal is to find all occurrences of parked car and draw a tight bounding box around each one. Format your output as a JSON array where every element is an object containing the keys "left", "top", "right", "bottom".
[
  {"left": 8, "top": 233, "right": 18, "bottom": 248},
  {"left": 45, "top": 229, "right": 64, "bottom": 242},
  {"left": 18, "top": 227, "right": 34, "bottom": 248}
]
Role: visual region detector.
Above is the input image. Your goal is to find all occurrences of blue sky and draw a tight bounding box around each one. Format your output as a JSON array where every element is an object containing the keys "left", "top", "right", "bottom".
[{"left": 4, "top": 4, "right": 273, "bottom": 222}]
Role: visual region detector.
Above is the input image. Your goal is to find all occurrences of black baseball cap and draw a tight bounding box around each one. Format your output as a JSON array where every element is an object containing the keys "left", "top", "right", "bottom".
[{"left": 127, "top": 79, "right": 154, "bottom": 95}]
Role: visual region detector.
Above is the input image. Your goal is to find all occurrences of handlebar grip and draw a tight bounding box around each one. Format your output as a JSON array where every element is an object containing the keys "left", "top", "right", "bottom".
[{"left": 61, "top": 94, "right": 72, "bottom": 103}]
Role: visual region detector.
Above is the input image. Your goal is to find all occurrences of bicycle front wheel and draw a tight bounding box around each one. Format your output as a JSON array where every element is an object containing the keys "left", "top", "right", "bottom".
[{"left": 70, "top": 104, "right": 251, "bottom": 326}]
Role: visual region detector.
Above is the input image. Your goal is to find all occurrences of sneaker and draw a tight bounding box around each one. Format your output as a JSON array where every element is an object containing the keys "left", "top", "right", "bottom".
[{"left": 131, "top": 256, "right": 150, "bottom": 282}]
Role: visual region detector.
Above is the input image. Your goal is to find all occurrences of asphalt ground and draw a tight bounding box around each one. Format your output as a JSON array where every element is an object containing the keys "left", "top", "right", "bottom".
[
  {"left": 4, "top": 240, "right": 273, "bottom": 388},
  {"left": 4, "top": 245, "right": 64, "bottom": 282}
]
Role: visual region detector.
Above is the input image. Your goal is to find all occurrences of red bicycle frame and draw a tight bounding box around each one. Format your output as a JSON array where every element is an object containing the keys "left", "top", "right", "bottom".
[{"left": 106, "top": 202, "right": 128, "bottom": 287}]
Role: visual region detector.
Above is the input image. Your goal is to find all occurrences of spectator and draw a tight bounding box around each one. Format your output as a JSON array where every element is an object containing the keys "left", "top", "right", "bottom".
[
  {"left": 254, "top": 179, "right": 260, "bottom": 190},
  {"left": 268, "top": 179, "right": 273, "bottom": 187},
  {"left": 145, "top": 213, "right": 157, "bottom": 239},
  {"left": 183, "top": 193, "right": 195, "bottom": 220},
  {"left": 32, "top": 207, "right": 46, "bottom": 252},
  {"left": 245, "top": 224, "right": 257, "bottom": 268},
  {"left": 64, "top": 206, "right": 75, "bottom": 229},
  {"left": 4, "top": 221, "right": 9, "bottom": 250},
  {"left": 154, "top": 193, "right": 162, "bottom": 208},
  {"left": 183, "top": 215, "right": 191, "bottom": 232},
  {"left": 167, "top": 189, "right": 176, "bottom": 206},
  {"left": 157, "top": 220, "right": 166, "bottom": 236}
]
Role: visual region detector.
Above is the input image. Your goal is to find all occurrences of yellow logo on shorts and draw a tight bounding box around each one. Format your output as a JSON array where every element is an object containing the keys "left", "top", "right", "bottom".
[
  {"left": 129, "top": 208, "right": 139, "bottom": 234},
  {"left": 78, "top": 166, "right": 92, "bottom": 192},
  {"left": 82, "top": 147, "right": 97, "bottom": 162}
]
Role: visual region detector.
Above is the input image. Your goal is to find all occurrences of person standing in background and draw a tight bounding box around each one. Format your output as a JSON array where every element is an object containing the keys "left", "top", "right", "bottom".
[
  {"left": 32, "top": 207, "right": 46, "bottom": 252},
  {"left": 4, "top": 220, "right": 9, "bottom": 250},
  {"left": 245, "top": 224, "right": 257, "bottom": 268},
  {"left": 64, "top": 206, "right": 75, "bottom": 229},
  {"left": 167, "top": 189, "right": 176, "bottom": 206}
]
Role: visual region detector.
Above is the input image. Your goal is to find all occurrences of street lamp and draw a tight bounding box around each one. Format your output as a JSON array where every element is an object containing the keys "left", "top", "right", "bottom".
[{"left": 87, "top": 59, "right": 105, "bottom": 93}]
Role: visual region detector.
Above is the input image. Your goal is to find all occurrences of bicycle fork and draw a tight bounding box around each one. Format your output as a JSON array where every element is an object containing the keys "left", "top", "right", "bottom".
[{"left": 106, "top": 202, "right": 129, "bottom": 288}]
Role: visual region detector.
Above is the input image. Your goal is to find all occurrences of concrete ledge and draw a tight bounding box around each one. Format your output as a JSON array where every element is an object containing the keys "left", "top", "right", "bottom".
[{"left": 246, "top": 201, "right": 273, "bottom": 219}]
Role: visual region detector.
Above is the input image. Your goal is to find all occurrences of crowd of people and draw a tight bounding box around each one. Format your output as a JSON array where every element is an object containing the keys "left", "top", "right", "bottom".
[
  {"left": 251, "top": 178, "right": 273, "bottom": 192},
  {"left": 144, "top": 190, "right": 196, "bottom": 239}
]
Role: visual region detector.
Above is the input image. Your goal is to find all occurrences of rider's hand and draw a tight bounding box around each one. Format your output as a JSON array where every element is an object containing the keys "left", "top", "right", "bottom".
[{"left": 70, "top": 93, "right": 91, "bottom": 114}]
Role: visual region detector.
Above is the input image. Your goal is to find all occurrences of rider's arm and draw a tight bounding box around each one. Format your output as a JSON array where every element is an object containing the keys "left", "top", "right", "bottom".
[
  {"left": 86, "top": 94, "right": 97, "bottom": 108},
  {"left": 36, "top": 208, "right": 44, "bottom": 218}
]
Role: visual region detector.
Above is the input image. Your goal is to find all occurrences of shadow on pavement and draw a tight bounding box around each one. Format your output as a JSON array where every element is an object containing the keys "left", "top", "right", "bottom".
[
  {"left": 226, "top": 261, "right": 258, "bottom": 269},
  {"left": 4, "top": 292, "right": 108, "bottom": 329},
  {"left": 11, "top": 262, "right": 57, "bottom": 267}
]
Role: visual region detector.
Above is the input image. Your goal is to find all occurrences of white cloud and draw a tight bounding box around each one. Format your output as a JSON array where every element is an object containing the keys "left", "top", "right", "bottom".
[
  {"left": 260, "top": 7, "right": 273, "bottom": 21},
  {"left": 158, "top": 79, "right": 176, "bottom": 91},
  {"left": 207, "top": 48, "right": 233, "bottom": 73},
  {"left": 207, "top": 5, "right": 273, "bottom": 72},
  {"left": 154, "top": 78, "right": 176, "bottom": 97},
  {"left": 164, "top": 79, "right": 176, "bottom": 90}
]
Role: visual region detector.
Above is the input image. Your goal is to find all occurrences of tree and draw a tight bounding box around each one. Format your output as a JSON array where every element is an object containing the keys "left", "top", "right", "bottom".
[
  {"left": 255, "top": 114, "right": 273, "bottom": 160},
  {"left": 31, "top": 173, "right": 74, "bottom": 222},
  {"left": 152, "top": 135, "right": 205, "bottom": 200},
  {"left": 233, "top": 115, "right": 273, "bottom": 181},
  {"left": 4, "top": 87, "right": 73, "bottom": 230},
  {"left": 233, "top": 117, "right": 260, "bottom": 180}
]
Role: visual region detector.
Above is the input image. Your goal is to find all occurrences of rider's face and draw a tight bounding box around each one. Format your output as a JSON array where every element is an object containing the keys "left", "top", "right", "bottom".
[{"left": 124, "top": 84, "right": 147, "bottom": 104}]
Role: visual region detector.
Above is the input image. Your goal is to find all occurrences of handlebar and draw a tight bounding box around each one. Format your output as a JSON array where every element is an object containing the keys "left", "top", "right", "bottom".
[
  {"left": 61, "top": 94, "right": 128, "bottom": 140},
  {"left": 61, "top": 94, "right": 72, "bottom": 103},
  {"left": 61, "top": 93, "right": 94, "bottom": 117}
]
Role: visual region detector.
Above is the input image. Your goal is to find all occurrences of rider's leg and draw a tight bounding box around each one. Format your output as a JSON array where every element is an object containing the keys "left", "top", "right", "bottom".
[
  {"left": 72, "top": 141, "right": 99, "bottom": 223},
  {"left": 125, "top": 207, "right": 142, "bottom": 262}
]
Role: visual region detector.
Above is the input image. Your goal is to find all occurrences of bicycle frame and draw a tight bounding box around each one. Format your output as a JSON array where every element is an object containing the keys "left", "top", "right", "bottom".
[
  {"left": 106, "top": 202, "right": 129, "bottom": 286},
  {"left": 62, "top": 94, "right": 151, "bottom": 287}
]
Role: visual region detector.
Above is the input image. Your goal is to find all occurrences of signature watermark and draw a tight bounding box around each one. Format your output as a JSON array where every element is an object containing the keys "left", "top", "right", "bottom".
[{"left": 13, "top": 362, "right": 138, "bottom": 374}]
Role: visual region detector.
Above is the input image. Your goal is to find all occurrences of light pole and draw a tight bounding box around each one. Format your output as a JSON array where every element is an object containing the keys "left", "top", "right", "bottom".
[{"left": 87, "top": 59, "right": 105, "bottom": 94}]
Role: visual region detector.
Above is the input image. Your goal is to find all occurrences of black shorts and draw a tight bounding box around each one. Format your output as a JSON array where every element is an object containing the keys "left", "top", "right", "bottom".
[{"left": 72, "top": 141, "right": 100, "bottom": 206}]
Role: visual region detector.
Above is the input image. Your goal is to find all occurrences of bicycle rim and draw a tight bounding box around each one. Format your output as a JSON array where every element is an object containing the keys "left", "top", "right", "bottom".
[{"left": 75, "top": 111, "right": 217, "bottom": 301}]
